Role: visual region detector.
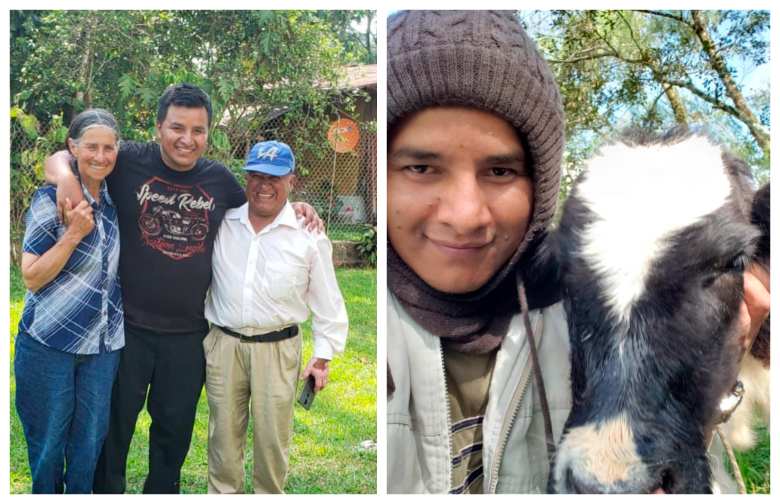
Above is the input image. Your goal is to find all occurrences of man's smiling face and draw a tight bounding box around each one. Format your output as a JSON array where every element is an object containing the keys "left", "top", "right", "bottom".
[
  {"left": 387, "top": 106, "right": 534, "bottom": 293},
  {"left": 245, "top": 171, "right": 293, "bottom": 221},
  {"left": 156, "top": 105, "right": 209, "bottom": 171}
]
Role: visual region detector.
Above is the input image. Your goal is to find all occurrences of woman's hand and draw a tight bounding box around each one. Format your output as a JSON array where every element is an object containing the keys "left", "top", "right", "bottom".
[
  {"left": 64, "top": 200, "right": 95, "bottom": 242},
  {"left": 21, "top": 200, "right": 95, "bottom": 293}
]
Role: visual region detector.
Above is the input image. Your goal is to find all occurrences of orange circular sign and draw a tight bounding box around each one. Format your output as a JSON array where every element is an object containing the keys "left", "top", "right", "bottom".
[{"left": 327, "top": 118, "right": 360, "bottom": 153}]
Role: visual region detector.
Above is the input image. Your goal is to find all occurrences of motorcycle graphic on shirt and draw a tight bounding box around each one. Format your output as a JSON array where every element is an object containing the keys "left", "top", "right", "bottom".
[
  {"left": 136, "top": 177, "right": 215, "bottom": 259},
  {"left": 139, "top": 206, "right": 208, "bottom": 241}
]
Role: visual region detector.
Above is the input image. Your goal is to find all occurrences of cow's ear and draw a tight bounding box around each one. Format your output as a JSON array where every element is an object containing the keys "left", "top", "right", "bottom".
[
  {"left": 547, "top": 228, "right": 565, "bottom": 265},
  {"left": 749, "top": 183, "right": 771, "bottom": 369},
  {"left": 527, "top": 230, "right": 561, "bottom": 279},
  {"left": 750, "top": 183, "right": 770, "bottom": 264}
]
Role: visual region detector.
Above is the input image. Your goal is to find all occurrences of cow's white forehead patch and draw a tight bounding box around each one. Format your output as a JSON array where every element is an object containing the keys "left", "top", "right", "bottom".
[{"left": 577, "top": 134, "right": 731, "bottom": 322}]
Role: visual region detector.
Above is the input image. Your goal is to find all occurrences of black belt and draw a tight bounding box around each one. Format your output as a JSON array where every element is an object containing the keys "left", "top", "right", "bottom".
[{"left": 216, "top": 325, "right": 298, "bottom": 343}]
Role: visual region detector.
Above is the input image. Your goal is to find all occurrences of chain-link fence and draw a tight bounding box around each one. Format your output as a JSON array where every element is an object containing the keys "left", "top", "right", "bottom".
[
  {"left": 222, "top": 111, "right": 377, "bottom": 242},
  {"left": 10, "top": 108, "right": 377, "bottom": 262}
]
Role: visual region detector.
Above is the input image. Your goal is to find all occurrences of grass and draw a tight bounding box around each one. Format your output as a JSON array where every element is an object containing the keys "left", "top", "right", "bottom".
[
  {"left": 327, "top": 223, "right": 367, "bottom": 243},
  {"left": 9, "top": 266, "right": 376, "bottom": 494},
  {"left": 732, "top": 427, "right": 770, "bottom": 494}
]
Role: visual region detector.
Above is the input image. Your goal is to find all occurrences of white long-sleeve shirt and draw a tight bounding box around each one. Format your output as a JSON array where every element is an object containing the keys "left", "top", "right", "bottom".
[{"left": 205, "top": 202, "right": 348, "bottom": 360}]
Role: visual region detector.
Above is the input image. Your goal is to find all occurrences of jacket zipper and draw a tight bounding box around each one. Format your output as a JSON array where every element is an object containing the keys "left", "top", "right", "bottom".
[
  {"left": 439, "top": 341, "right": 453, "bottom": 493},
  {"left": 488, "top": 313, "right": 544, "bottom": 494}
]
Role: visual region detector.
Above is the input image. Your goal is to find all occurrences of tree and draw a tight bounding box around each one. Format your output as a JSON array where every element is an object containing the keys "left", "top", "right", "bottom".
[
  {"left": 316, "top": 10, "right": 377, "bottom": 64},
  {"left": 10, "top": 10, "right": 376, "bottom": 253},
  {"left": 11, "top": 10, "right": 373, "bottom": 139},
  {"left": 520, "top": 10, "right": 770, "bottom": 200}
]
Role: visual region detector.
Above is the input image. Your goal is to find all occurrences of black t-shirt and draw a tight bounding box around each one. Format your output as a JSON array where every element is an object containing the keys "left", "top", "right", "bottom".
[{"left": 107, "top": 142, "right": 246, "bottom": 334}]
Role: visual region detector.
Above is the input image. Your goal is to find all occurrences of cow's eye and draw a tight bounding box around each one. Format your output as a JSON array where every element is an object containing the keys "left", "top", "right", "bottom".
[
  {"left": 728, "top": 252, "right": 750, "bottom": 272},
  {"left": 702, "top": 252, "right": 750, "bottom": 287}
]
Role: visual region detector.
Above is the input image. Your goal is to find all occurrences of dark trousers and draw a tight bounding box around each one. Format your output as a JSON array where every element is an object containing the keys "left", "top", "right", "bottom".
[
  {"left": 15, "top": 333, "right": 121, "bottom": 494},
  {"left": 92, "top": 323, "right": 208, "bottom": 494}
]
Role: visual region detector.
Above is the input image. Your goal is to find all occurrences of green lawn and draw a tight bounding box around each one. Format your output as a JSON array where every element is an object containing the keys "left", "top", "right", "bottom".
[
  {"left": 733, "top": 427, "right": 770, "bottom": 494},
  {"left": 9, "top": 266, "right": 376, "bottom": 494},
  {"left": 327, "top": 223, "right": 368, "bottom": 243}
]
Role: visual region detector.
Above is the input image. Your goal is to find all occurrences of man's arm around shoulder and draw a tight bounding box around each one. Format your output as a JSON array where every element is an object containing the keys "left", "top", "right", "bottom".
[{"left": 44, "top": 150, "right": 84, "bottom": 221}]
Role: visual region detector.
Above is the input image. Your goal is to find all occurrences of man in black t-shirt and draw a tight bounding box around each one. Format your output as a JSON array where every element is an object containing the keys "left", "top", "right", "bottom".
[{"left": 44, "top": 84, "right": 321, "bottom": 494}]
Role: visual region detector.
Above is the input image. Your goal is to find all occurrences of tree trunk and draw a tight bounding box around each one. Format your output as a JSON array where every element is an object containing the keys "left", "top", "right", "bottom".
[
  {"left": 662, "top": 83, "right": 688, "bottom": 124},
  {"left": 365, "top": 11, "right": 373, "bottom": 62},
  {"left": 10, "top": 241, "right": 21, "bottom": 268},
  {"left": 76, "top": 13, "right": 95, "bottom": 108},
  {"left": 690, "top": 10, "right": 769, "bottom": 152}
]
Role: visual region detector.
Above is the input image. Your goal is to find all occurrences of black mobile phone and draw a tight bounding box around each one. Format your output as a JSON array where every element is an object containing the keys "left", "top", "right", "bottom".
[{"left": 297, "top": 375, "right": 316, "bottom": 410}]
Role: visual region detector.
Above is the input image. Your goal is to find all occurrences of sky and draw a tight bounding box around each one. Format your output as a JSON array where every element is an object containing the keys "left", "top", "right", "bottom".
[
  {"left": 387, "top": 9, "right": 770, "bottom": 95},
  {"left": 387, "top": 9, "right": 770, "bottom": 147}
]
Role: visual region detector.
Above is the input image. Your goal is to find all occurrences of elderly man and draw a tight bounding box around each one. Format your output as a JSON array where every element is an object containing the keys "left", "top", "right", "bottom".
[{"left": 203, "top": 140, "right": 348, "bottom": 493}]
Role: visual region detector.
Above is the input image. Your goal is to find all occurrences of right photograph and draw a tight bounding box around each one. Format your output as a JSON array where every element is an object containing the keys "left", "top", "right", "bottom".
[{"left": 385, "top": 10, "right": 770, "bottom": 494}]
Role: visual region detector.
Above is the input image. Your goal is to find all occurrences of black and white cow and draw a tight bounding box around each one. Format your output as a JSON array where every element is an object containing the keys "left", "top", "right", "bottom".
[{"left": 547, "top": 127, "right": 770, "bottom": 494}]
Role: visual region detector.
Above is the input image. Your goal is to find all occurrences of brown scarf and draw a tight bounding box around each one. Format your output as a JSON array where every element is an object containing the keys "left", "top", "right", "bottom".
[{"left": 387, "top": 231, "right": 561, "bottom": 394}]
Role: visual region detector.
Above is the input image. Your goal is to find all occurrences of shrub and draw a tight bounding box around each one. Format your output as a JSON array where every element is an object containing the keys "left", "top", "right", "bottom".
[{"left": 356, "top": 223, "right": 376, "bottom": 267}]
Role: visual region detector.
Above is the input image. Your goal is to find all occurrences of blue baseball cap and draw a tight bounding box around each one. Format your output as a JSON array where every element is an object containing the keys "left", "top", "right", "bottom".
[{"left": 243, "top": 141, "right": 295, "bottom": 176}]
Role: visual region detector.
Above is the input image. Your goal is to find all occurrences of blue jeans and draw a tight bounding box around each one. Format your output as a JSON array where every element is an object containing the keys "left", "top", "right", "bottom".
[{"left": 14, "top": 332, "right": 121, "bottom": 494}]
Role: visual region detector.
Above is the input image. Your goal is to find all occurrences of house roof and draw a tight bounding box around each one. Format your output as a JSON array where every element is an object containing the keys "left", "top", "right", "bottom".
[
  {"left": 342, "top": 64, "right": 377, "bottom": 90},
  {"left": 219, "top": 64, "right": 377, "bottom": 125}
]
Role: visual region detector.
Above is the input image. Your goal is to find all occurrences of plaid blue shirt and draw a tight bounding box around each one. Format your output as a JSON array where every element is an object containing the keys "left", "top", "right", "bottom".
[{"left": 19, "top": 182, "right": 124, "bottom": 354}]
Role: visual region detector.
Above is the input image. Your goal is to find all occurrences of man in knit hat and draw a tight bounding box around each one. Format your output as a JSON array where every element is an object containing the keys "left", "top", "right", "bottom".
[
  {"left": 386, "top": 10, "right": 769, "bottom": 494},
  {"left": 387, "top": 10, "right": 568, "bottom": 494}
]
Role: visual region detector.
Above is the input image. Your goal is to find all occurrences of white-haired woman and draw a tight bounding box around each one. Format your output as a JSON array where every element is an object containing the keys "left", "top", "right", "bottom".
[{"left": 15, "top": 109, "right": 124, "bottom": 494}]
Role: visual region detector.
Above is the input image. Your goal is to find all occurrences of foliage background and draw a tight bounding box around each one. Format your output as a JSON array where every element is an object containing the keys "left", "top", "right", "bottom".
[
  {"left": 10, "top": 10, "right": 377, "bottom": 256},
  {"left": 516, "top": 10, "right": 770, "bottom": 215}
]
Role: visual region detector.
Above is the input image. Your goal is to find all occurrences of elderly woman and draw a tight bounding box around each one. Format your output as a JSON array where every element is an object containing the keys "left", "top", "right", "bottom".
[{"left": 15, "top": 109, "right": 124, "bottom": 494}]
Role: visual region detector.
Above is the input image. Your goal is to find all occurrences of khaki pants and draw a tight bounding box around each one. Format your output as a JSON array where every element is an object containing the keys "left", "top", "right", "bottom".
[{"left": 203, "top": 325, "right": 302, "bottom": 494}]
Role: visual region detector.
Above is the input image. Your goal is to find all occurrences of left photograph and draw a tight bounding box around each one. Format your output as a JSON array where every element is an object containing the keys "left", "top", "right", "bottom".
[{"left": 9, "top": 10, "right": 377, "bottom": 494}]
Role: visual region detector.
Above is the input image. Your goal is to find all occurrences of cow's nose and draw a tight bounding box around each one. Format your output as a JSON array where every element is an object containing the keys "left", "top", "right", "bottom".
[{"left": 561, "top": 466, "right": 661, "bottom": 494}]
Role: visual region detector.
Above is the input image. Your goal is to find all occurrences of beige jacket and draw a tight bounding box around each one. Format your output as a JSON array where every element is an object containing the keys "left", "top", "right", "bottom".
[
  {"left": 387, "top": 288, "right": 572, "bottom": 493},
  {"left": 386, "top": 288, "right": 738, "bottom": 494}
]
